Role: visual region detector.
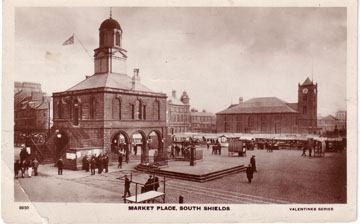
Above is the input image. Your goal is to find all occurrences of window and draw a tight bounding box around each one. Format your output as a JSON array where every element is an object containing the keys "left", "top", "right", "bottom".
[
  {"left": 248, "top": 116, "right": 255, "bottom": 127},
  {"left": 112, "top": 98, "right": 122, "bottom": 120},
  {"left": 224, "top": 122, "right": 230, "bottom": 132},
  {"left": 143, "top": 105, "right": 146, "bottom": 120},
  {"left": 58, "top": 101, "right": 62, "bottom": 119},
  {"left": 90, "top": 96, "right": 96, "bottom": 119},
  {"left": 153, "top": 101, "right": 160, "bottom": 120},
  {"left": 131, "top": 105, "right": 135, "bottom": 119},
  {"left": 116, "top": 32, "right": 121, "bottom": 46},
  {"left": 303, "top": 106, "right": 307, "bottom": 115},
  {"left": 303, "top": 95, "right": 307, "bottom": 101},
  {"left": 135, "top": 100, "right": 141, "bottom": 119},
  {"left": 236, "top": 122, "right": 241, "bottom": 132}
]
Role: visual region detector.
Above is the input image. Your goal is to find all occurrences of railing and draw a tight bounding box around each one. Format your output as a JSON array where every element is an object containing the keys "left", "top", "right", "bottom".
[{"left": 28, "top": 138, "right": 45, "bottom": 162}]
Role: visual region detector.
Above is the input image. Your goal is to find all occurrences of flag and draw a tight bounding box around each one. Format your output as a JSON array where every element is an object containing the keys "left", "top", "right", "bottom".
[{"left": 62, "top": 35, "right": 74, "bottom": 45}]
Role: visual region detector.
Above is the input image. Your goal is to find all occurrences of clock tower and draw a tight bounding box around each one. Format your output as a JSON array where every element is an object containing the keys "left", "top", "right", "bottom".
[
  {"left": 298, "top": 77, "right": 318, "bottom": 133},
  {"left": 94, "top": 16, "right": 127, "bottom": 75}
]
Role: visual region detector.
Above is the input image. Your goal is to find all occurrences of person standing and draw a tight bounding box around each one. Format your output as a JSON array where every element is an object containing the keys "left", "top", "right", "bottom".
[
  {"left": 118, "top": 153, "right": 123, "bottom": 168},
  {"left": 250, "top": 155, "right": 257, "bottom": 172},
  {"left": 57, "top": 158, "right": 64, "bottom": 175},
  {"left": 154, "top": 176, "right": 160, "bottom": 191},
  {"left": 20, "top": 160, "right": 27, "bottom": 178},
  {"left": 123, "top": 175, "right": 131, "bottom": 198},
  {"left": 246, "top": 164, "right": 254, "bottom": 183},
  {"left": 82, "top": 156, "right": 89, "bottom": 172},
  {"left": 301, "top": 144, "right": 307, "bottom": 156},
  {"left": 103, "top": 154, "right": 109, "bottom": 173},
  {"left": 145, "top": 175, "right": 154, "bottom": 192},
  {"left": 33, "top": 158, "right": 39, "bottom": 176},
  {"left": 27, "top": 159, "right": 33, "bottom": 178},
  {"left": 308, "top": 139, "right": 313, "bottom": 157},
  {"left": 14, "top": 160, "right": 21, "bottom": 178},
  {"left": 20, "top": 147, "right": 28, "bottom": 163},
  {"left": 90, "top": 156, "right": 96, "bottom": 175},
  {"left": 97, "top": 154, "right": 103, "bottom": 174}
]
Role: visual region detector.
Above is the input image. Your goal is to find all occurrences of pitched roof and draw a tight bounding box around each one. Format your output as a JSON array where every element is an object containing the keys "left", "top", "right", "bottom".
[
  {"left": 66, "top": 73, "right": 153, "bottom": 92},
  {"left": 302, "top": 77, "right": 313, "bottom": 86},
  {"left": 216, "top": 97, "right": 298, "bottom": 115},
  {"left": 168, "top": 96, "right": 185, "bottom": 105},
  {"left": 319, "top": 115, "right": 338, "bottom": 121},
  {"left": 286, "top": 103, "right": 298, "bottom": 111},
  {"left": 191, "top": 111, "right": 215, "bottom": 117}
]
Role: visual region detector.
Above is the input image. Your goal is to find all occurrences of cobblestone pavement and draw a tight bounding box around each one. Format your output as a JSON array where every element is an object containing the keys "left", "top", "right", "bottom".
[{"left": 15, "top": 148, "right": 346, "bottom": 204}]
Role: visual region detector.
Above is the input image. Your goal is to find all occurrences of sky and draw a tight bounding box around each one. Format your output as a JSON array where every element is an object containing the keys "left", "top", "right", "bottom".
[{"left": 15, "top": 7, "right": 347, "bottom": 116}]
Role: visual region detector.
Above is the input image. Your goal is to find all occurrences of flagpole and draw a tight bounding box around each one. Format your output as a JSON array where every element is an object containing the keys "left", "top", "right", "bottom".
[{"left": 74, "top": 33, "right": 93, "bottom": 62}]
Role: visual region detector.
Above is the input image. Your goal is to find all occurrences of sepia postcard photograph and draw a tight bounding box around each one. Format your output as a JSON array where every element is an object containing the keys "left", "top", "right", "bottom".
[{"left": 2, "top": 0, "right": 358, "bottom": 223}]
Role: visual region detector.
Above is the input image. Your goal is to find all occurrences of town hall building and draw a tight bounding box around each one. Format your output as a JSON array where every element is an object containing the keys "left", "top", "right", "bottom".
[
  {"left": 51, "top": 16, "right": 167, "bottom": 169},
  {"left": 216, "top": 78, "right": 318, "bottom": 134}
]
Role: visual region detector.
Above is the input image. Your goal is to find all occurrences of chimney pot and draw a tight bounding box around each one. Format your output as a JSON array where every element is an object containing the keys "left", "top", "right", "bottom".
[
  {"left": 172, "top": 90, "right": 176, "bottom": 98},
  {"left": 239, "top": 97, "right": 243, "bottom": 104}
]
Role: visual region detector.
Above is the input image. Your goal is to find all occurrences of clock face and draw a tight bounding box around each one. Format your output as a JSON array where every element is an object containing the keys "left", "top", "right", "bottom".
[{"left": 302, "top": 88, "right": 308, "bottom": 94}]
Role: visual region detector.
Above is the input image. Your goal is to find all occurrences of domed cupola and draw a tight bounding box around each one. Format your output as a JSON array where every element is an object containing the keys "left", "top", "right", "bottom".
[
  {"left": 94, "top": 16, "right": 128, "bottom": 75},
  {"left": 99, "top": 18, "right": 122, "bottom": 30},
  {"left": 98, "top": 17, "right": 123, "bottom": 48}
]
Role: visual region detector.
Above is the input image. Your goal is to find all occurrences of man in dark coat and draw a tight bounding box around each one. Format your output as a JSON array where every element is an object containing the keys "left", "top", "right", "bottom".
[
  {"left": 20, "top": 147, "right": 28, "bottom": 163},
  {"left": 246, "top": 164, "right": 254, "bottom": 183},
  {"left": 123, "top": 175, "right": 131, "bottom": 198},
  {"left": 118, "top": 153, "right": 123, "bottom": 168},
  {"left": 144, "top": 175, "right": 154, "bottom": 192},
  {"left": 103, "top": 154, "right": 109, "bottom": 173},
  {"left": 154, "top": 176, "right": 160, "bottom": 191},
  {"left": 90, "top": 156, "right": 96, "bottom": 175},
  {"left": 20, "top": 160, "right": 27, "bottom": 178},
  {"left": 82, "top": 156, "right": 89, "bottom": 172},
  {"left": 250, "top": 155, "right": 257, "bottom": 172},
  {"left": 97, "top": 155, "right": 103, "bottom": 174},
  {"left": 57, "top": 159, "right": 64, "bottom": 175},
  {"left": 14, "top": 160, "right": 21, "bottom": 178}
]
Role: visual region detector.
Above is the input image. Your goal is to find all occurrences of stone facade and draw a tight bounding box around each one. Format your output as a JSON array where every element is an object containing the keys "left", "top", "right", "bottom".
[
  {"left": 190, "top": 109, "right": 216, "bottom": 133},
  {"left": 51, "top": 16, "right": 167, "bottom": 169},
  {"left": 14, "top": 82, "right": 51, "bottom": 146},
  {"left": 166, "top": 90, "right": 191, "bottom": 135},
  {"left": 216, "top": 78, "right": 319, "bottom": 134}
]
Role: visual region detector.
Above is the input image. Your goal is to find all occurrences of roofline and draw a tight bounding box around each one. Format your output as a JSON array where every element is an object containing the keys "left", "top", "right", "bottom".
[
  {"left": 216, "top": 111, "right": 300, "bottom": 115},
  {"left": 53, "top": 87, "right": 167, "bottom": 98}
]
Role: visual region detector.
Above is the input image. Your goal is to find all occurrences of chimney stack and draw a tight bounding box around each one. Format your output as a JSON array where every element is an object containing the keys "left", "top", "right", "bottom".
[
  {"left": 132, "top": 68, "right": 140, "bottom": 90},
  {"left": 239, "top": 97, "right": 243, "bottom": 104},
  {"left": 172, "top": 90, "right": 176, "bottom": 98}
]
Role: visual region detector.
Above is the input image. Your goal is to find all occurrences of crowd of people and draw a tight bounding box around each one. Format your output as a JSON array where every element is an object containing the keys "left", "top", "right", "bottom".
[
  {"left": 81, "top": 154, "right": 110, "bottom": 175},
  {"left": 301, "top": 138, "right": 326, "bottom": 157},
  {"left": 141, "top": 175, "right": 160, "bottom": 193},
  {"left": 15, "top": 147, "right": 40, "bottom": 178}
]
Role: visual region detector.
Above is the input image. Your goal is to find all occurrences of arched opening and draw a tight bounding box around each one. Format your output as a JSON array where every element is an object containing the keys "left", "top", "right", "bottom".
[
  {"left": 147, "top": 130, "right": 163, "bottom": 164},
  {"left": 111, "top": 131, "right": 130, "bottom": 162},
  {"left": 116, "top": 31, "right": 121, "bottom": 46},
  {"left": 130, "top": 131, "right": 146, "bottom": 164}
]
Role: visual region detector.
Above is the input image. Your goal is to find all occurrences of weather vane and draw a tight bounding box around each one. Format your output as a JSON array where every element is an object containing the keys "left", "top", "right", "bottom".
[{"left": 110, "top": 7, "right": 112, "bottom": 18}]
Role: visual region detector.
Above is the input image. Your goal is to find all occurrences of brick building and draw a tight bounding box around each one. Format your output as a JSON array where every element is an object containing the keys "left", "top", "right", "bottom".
[
  {"left": 190, "top": 109, "right": 216, "bottom": 133},
  {"left": 317, "top": 110, "right": 346, "bottom": 134},
  {"left": 51, "top": 16, "right": 167, "bottom": 169},
  {"left": 14, "top": 82, "right": 51, "bottom": 146},
  {"left": 216, "top": 78, "right": 319, "bottom": 134},
  {"left": 166, "top": 90, "right": 191, "bottom": 134}
]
